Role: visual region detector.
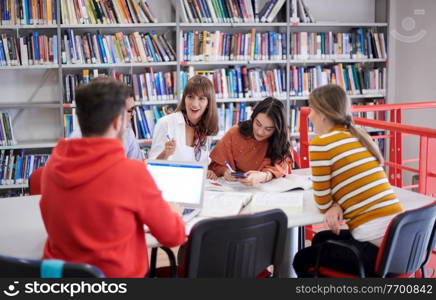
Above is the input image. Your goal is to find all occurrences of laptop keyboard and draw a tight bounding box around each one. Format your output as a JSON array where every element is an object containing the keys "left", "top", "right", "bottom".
[{"left": 182, "top": 208, "right": 201, "bottom": 223}]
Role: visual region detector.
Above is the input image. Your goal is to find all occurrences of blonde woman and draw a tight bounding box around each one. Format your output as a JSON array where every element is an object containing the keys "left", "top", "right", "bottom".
[{"left": 293, "top": 84, "right": 403, "bottom": 277}]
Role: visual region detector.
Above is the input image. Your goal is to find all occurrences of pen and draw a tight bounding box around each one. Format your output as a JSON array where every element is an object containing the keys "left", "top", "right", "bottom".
[
  {"left": 166, "top": 134, "right": 171, "bottom": 141},
  {"left": 224, "top": 160, "right": 235, "bottom": 173}
]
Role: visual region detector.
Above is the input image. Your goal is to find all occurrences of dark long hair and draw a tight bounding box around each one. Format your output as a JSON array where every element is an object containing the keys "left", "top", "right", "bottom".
[{"left": 239, "top": 97, "right": 292, "bottom": 164}]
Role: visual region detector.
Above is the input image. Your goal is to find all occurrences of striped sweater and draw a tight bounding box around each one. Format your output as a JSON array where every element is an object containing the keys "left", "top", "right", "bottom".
[{"left": 309, "top": 125, "right": 403, "bottom": 231}]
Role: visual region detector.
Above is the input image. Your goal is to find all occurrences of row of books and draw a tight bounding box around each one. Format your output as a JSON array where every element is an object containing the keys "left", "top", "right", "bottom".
[
  {"left": 0, "top": 0, "right": 58, "bottom": 25},
  {"left": 217, "top": 102, "right": 253, "bottom": 135},
  {"left": 289, "top": 0, "right": 314, "bottom": 23},
  {"left": 132, "top": 105, "right": 175, "bottom": 140},
  {"left": 180, "top": 66, "right": 286, "bottom": 99},
  {"left": 0, "top": 150, "right": 50, "bottom": 185},
  {"left": 289, "top": 64, "right": 387, "bottom": 96},
  {"left": 0, "top": 112, "right": 16, "bottom": 146},
  {"left": 289, "top": 105, "right": 312, "bottom": 134},
  {"left": 64, "top": 68, "right": 177, "bottom": 103},
  {"left": 352, "top": 98, "right": 386, "bottom": 121},
  {"left": 0, "top": 33, "right": 58, "bottom": 66},
  {"left": 289, "top": 30, "right": 387, "bottom": 60},
  {"left": 61, "top": 0, "right": 157, "bottom": 25},
  {"left": 180, "top": 0, "right": 286, "bottom": 23},
  {"left": 181, "top": 30, "right": 286, "bottom": 62},
  {"left": 181, "top": 29, "right": 387, "bottom": 62},
  {"left": 179, "top": 64, "right": 386, "bottom": 99},
  {"left": 62, "top": 29, "right": 175, "bottom": 65}
]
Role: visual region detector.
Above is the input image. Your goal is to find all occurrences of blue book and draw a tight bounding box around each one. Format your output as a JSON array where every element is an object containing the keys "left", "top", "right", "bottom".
[
  {"left": 235, "top": 67, "right": 243, "bottom": 98},
  {"left": 140, "top": 107, "right": 151, "bottom": 139},
  {"left": 155, "top": 72, "right": 162, "bottom": 99},
  {"left": 298, "top": 67, "right": 303, "bottom": 95},
  {"left": 0, "top": 39, "right": 5, "bottom": 65},
  {"left": 342, "top": 67, "right": 350, "bottom": 91},
  {"left": 144, "top": 34, "right": 157, "bottom": 62},
  {"left": 199, "top": 0, "right": 211, "bottom": 21},
  {"left": 152, "top": 106, "right": 161, "bottom": 121},
  {"left": 66, "top": 29, "right": 76, "bottom": 62},
  {"left": 25, "top": 155, "right": 31, "bottom": 182},
  {"left": 33, "top": 32, "right": 40, "bottom": 62},
  {"left": 15, "top": 155, "right": 23, "bottom": 183},
  {"left": 239, "top": 102, "right": 246, "bottom": 122},
  {"left": 97, "top": 34, "right": 107, "bottom": 63},
  {"left": 22, "top": 0, "right": 29, "bottom": 24},
  {"left": 53, "top": 35, "right": 58, "bottom": 63},
  {"left": 53, "top": 0, "right": 58, "bottom": 24},
  {"left": 136, "top": 107, "right": 147, "bottom": 139}
]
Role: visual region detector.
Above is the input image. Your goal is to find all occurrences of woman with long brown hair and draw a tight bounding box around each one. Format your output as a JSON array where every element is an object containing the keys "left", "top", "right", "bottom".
[{"left": 149, "top": 75, "right": 219, "bottom": 178}]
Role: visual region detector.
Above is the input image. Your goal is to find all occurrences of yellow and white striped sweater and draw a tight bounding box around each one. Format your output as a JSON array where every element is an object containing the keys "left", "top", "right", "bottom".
[{"left": 309, "top": 125, "right": 403, "bottom": 231}]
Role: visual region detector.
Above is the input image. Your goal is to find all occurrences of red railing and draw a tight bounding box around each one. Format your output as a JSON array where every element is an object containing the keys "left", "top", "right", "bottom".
[{"left": 298, "top": 101, "right": 436, "bottom": 197}]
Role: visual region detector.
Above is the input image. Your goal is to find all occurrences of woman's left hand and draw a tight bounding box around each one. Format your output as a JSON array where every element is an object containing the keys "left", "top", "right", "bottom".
[
  {"left": 324, "top": 203, "right": 343, "bottom": 235},
  {"left": 206, "top": 170, "right": 218, "bottom": 180},
  {"left": 238, "top": 171, "right": 269, "bottom": 187}
]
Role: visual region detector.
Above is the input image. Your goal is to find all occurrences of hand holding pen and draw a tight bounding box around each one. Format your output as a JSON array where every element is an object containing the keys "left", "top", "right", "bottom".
[
  {"left": 223, "top": 160, "right": 239, "bottom": 182},
  {"left": 164, "top": 134, "right": 176, "bottom": 158}
]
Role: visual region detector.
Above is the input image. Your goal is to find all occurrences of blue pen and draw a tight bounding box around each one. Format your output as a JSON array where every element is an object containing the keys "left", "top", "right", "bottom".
[
  {"left": 166, "top": 134, "right": 171, "bottom": 141},
  {"left": 224, "top": 160, "right": 235, "bottom": 173}
]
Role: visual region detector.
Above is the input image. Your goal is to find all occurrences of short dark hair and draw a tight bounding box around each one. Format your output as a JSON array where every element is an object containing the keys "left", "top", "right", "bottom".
[
  {"left": 239, "top": 97, "right": 292, "bottom": 164},
  {"left": 75, "top": 78, "right": 131, "bottom": 136}
]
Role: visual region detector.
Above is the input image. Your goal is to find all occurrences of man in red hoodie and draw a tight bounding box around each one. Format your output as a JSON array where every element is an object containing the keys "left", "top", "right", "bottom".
[{"left": 40, "top": 78, "right": 186, "bottom": 277}]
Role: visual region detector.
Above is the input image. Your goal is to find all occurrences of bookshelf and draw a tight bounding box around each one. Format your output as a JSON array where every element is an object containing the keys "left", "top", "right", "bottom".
[{"left": 0, "top": 0, "right": 389, "bottom": 194}]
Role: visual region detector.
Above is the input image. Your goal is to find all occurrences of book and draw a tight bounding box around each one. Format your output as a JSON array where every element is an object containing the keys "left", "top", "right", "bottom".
[
  {"left": 248, "top": 190, "right": 304, "bottom": 214},
  {"left": 205, "top": 174, "right": 312, "bottom": 193}
]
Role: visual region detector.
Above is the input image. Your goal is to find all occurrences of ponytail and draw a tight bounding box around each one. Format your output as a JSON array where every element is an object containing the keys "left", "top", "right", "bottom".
[
  {"left": 347, "top": 122, "right": 384, "bottom": 165},
  {"left": 309, "top": 84, "right": 384, "bottom": 165}
]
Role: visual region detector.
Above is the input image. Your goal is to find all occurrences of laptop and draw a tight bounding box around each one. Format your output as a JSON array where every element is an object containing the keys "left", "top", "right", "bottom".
[{"left": 146, "top": 159, "right": 206, "bottom": 223}]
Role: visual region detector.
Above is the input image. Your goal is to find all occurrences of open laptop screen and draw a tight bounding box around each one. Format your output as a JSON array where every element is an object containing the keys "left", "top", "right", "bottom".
[{"left": 146, "top": 160, "right": 206, "bottom": 208}]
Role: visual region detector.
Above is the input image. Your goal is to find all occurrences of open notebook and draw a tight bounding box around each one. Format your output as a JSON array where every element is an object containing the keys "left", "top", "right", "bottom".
[
  {"left": 205, "top": 174, "right": 312, "bottom": 193},
  {"left": 199, "top": 191, "right": 253, "bottom": 217}
]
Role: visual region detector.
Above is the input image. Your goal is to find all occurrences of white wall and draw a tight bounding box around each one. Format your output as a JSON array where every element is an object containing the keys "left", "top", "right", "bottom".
[{"left": 388, "top": 0, "right": 436, "bottom": 184}]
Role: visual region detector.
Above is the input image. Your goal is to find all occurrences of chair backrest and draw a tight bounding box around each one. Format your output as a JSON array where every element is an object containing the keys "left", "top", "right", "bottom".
[
  {"left": 375, "top": 203, "right": 436, "bottom": 278},
  {"left": 183, "top": 209, "right": 288, "bottom": 278},
  {"left": 0, "top": 255, "right": 104, "bottom": 278},
  {"left": 29, "top": 167, "right": 44, "bottom": 195}
]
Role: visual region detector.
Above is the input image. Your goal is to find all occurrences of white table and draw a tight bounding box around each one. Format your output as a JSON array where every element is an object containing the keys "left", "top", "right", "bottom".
[{"left": 0, "top": 182, "right": 434, "bottom": 277}]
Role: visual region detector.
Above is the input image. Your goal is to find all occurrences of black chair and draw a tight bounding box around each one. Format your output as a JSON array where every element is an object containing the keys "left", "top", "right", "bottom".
[
  {"left": 314, "top": 202, "right": 436, "bottom": 278},
  {"left": 0, "top": 255, "right": 104, "bottom": 278},
  {"left": 182, "top": 209, "right": 288, "bottom": 278}
]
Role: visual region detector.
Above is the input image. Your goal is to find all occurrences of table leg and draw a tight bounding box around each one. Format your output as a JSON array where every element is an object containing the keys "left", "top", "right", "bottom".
[{"left": 277, "top": 226, "right": 300, "bottom": 278}]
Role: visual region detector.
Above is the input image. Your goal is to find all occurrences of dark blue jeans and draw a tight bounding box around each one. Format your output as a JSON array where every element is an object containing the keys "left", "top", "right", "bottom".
[{"left": 293, "top": 230, "right": 379, "bottom": 277}]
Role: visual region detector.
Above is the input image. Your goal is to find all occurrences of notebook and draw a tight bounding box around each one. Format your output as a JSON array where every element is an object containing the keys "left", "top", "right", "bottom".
[
  {"left": 205, "top": 174, "right": 312, "bottom": 193},
  {"left": 146, "top": 160, "right": 207, "bottom": 222},
  {"left": 199, "top": 191, "right": 253, "bottom": 217}
]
